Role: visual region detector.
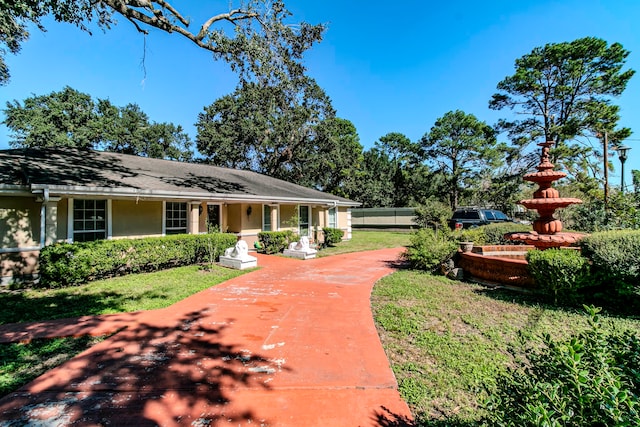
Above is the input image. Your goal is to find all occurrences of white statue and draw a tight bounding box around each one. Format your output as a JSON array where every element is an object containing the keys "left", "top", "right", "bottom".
[
  {"left": 224, "top": 239, "right": 250, "bottom": 259},
  {"left": 284, "top": 235, "right": 316, "bottom": 259},
  {"left": 220, "top": 239, "right": 257, "bottom": 269},
  {"left": 288, "top": 235, "right": 311, "bottom": 251}
]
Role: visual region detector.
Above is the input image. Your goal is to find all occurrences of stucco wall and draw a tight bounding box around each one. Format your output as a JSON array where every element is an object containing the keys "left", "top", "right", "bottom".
[
  {"left": 0, "top": 196, "right": 40, "bottom": 248},
  {"left": 1, "top": 250, "right": 39, "bottom": 282},
  {"left": 227, "top": 204, "right": 242, "bottom": 233},
  {"left": 112, "top": 200, "right": 163, "bottom": 238},
  {"left": 339, "top": 207, "right": 352, "bottom": 240},
  {"left": 239, "top": 203, "right": 262, "bottom": 247},
  {"left": 0, "top": 196, "right": 41, "bottom": 281}
]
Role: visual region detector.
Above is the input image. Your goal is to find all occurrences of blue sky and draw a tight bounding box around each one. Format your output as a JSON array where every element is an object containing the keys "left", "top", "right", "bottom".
[{"left": 2, "top": 0, "right": 640, "bottom": 188}]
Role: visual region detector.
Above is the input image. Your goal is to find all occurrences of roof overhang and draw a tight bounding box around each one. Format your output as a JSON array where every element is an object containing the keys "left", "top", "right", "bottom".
[
  {"left": 25, "top": 184, "right": 360, "bottom": 207},
  {"left": 0, "top": 184, "right": 33, "bottom": 196}
]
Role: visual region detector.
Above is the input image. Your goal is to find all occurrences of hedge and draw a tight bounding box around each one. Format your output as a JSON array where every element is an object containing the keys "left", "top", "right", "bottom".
[
  {"left": 257, "top": 230, "right": 298, "bottom": 254},
  {"left": 456, "top": 222, "right": 531, "bottom": 246},
  {"left": 39, "top": 233, "right": 238, "bottom": 288},
  {"left": 485, "top": 306, "right": 640, "bottom": 426},
  {"left": 322, "top": 227, "right": 344, "bottom": 246},
  {"left": 579, "top": 229, "right": 640, "bottom": 296},
  {"left": 526, "top": 248, "right": 590, "bottom": 303}
]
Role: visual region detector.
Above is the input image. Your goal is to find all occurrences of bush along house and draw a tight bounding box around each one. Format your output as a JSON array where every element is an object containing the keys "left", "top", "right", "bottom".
[{"left": 0, "top": 148, "right": 358, "bottom": 284}]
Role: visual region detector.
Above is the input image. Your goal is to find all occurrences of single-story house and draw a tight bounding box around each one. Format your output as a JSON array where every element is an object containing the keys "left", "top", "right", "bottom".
[{"left": 0, "top": 148, "right": 359, "bottom": 283}]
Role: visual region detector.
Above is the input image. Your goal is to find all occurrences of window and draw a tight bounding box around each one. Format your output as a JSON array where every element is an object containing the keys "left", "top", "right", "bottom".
[
  {"left": 328, "top": 207, "right": 337, "bottom": 229},
  {"left": 263, "top": 205, "right": 271, "bottom": 231},
  {"left": 299, "top": 205, "right": 310, "bottom": 236},
  {"left": 73, "top": 199, "right": 106, "bottom": 242},
  {"left": 165, "top": 202, "right": 187, "bottom": 235}
]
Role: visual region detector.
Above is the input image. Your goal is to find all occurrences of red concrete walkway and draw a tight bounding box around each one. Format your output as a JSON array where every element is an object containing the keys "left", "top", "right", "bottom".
[{"left": 0, "top": 248, "right": 414, "bottom": 426}]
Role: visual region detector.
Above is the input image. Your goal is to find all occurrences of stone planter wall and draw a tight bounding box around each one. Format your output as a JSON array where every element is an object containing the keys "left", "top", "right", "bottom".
[{"left": 457, "top": 245, "right": 536, "bottom": 288}]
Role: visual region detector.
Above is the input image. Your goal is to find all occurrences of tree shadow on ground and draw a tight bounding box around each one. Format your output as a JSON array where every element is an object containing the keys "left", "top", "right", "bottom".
[
  {"left": 0, "top": 309, "right": 289, "bottom": 425},
  {"left": 472, "top": 284, "right": 640, "bottom": 320},
  {"left": 371, "top": 406, "right": 480, "bottom": 427},
  {"left": 372, "top": 405, "right": 417, "bottom": 426},
  {"left": 0, "top": 289, "right": 150, "bottom": 324}
]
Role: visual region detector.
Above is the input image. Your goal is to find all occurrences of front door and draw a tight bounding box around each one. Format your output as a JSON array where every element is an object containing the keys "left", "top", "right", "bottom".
[{"left": 207, "top": 205, "right": 220, "bottom": 232}]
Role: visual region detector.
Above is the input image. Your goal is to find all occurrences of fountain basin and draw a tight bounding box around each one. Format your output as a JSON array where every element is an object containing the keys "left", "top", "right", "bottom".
[
  {"left": 457, "top": 245, "right": 536, "bottom": 288},
  {"left": 523, "top": 170, "right": 567, "bottom": 182},
  {"left": 505, "top": 231, "right": 586, "bottom": 249},
  {"left": 520, "top": 197, "right": 583, "bottom": 210}
]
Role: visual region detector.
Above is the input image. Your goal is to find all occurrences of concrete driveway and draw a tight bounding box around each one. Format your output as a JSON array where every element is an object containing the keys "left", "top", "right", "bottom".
[{"left": 0, "top": 248, "right": 414, "bottom": 426}]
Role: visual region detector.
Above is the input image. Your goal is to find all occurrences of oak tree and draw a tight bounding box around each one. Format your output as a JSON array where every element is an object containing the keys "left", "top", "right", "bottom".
[
  {"left": 0, "top": 1, "right": 324, "bottom": 85},
  {"left": 195, "top": 77, "right": 336, "bottom": 185},
  {"left": 3, "top": 86, "right": 193, "bottom": 160}
]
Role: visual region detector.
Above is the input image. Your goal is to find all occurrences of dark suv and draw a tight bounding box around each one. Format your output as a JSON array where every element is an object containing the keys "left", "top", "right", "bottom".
[{"left": 448, "top": 208, "right": 511, "bottom": 229}]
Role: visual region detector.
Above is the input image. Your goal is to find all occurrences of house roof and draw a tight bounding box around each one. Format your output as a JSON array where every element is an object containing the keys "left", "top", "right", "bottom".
[{"left": 0, "top": 148, "right": 358, "bottom": 206}]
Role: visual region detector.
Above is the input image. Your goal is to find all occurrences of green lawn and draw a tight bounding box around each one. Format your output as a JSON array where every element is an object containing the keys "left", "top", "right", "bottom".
[
  {"left": 317, "top": 230, "right": 411, "bottom": 257},
  {"left": 0, "top": 264, "right": 245, "bottom": 325},
  {"left": 371, "top": 270, "right": 640, "bottom": 425}
]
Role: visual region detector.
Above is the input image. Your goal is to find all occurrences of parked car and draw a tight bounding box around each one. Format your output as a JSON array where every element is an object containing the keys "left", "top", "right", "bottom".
[{"left": 448, "top": 208, "right": 511, "bottom": 229}]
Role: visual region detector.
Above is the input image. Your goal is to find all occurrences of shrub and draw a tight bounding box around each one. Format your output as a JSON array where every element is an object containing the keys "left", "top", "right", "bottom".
[
  {"left": 483, "top": 222, "right": 531, "bottom": 245},
  {"left": 39, "top": 233, "right": 238, "bottom": 288},
  {"left": 413, "top": 198, "right": 451, "bottom": 230},
  {"left": 453, "top": 222, "right": 530, "bottom": 246},
  {"left": 257, "top": 230, "right": 298, "bottom": 254},
  {"left": 403, "top": 228, "right": 458, "bottom": 273},
  {"left": 569, "top": 191, "right": 640, "bottom": 232},
  {"left": 484, "top": 306, "right": 640, "bottom": 427},
  {"left": 322, "top": 227, "right": 344, "bottom": 246},
  {"left": 455, "top": 227, "right": 486, "bottom": 245},
  {"left": 526, "top": 248, "right": 590, "bottom": 304},
  {"left": 579, "top": 229, "right": 640, "bottom": 296}
]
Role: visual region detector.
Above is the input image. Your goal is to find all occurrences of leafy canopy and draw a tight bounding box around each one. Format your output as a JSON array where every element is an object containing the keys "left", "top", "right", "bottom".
[
  {"left": 490, "top": 37, "right": 635, "bottom": 174},
  {"left": 3, "top": 86, "right": 193, "bottom": 160},
  {"left": 0, "top": 1, "right": 323, "bottom": 85},
  {"left": 421, "top": 110, "right": 503, "bottom": 209},
  {"left": 194, "top": 2, "right": 349, "bottom": 191}
]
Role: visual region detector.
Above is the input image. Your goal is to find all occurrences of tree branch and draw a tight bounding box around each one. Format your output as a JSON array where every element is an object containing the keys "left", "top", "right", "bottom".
[{"left": 103, "top": 0, "right": 260, "bottom": 51}]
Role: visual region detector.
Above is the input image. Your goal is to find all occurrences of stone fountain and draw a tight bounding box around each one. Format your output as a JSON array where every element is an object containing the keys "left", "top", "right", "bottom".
[
  {"left": 505, "top": 140, "right": 584, "bottom": 249},
  {"left": 457, "top": 140, "right": 586, "bottom": 287}
]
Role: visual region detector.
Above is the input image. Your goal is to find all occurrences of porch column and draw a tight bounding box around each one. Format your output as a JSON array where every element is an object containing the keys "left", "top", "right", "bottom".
[
  {"left": 44, "top": 198, "right": 61, "bottom": 245},
  {"left": 270, "top": 205, "right": 279, "bottom": 231},
  {"left": 188, "top": 202, "right": 201, "bottom": 234}
]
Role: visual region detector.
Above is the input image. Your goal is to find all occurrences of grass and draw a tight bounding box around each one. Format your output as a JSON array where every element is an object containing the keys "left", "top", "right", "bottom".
[
  {"left": 371, "top": 270, "right": 640, "bottom": 425},
  {"left": 0, "top": 264, "right": 245, "bottom": 325},
  {"left": 317, "top": 230, "right": 411, "bottom": 257},
  {"left": 0, "top": 264, "right": 246, "bottom": 398},
  {"left": 0, "top": 336, "right": 104, "bottom": 397}
]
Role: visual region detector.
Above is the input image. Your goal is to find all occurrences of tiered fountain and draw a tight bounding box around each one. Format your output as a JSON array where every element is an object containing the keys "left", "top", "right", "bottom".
[
  {"left": 457, "top": 141, "right": 587, "bottom": 287},
  {"left": 506, "top": 140, "right": 585, "bottom": 248}
]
